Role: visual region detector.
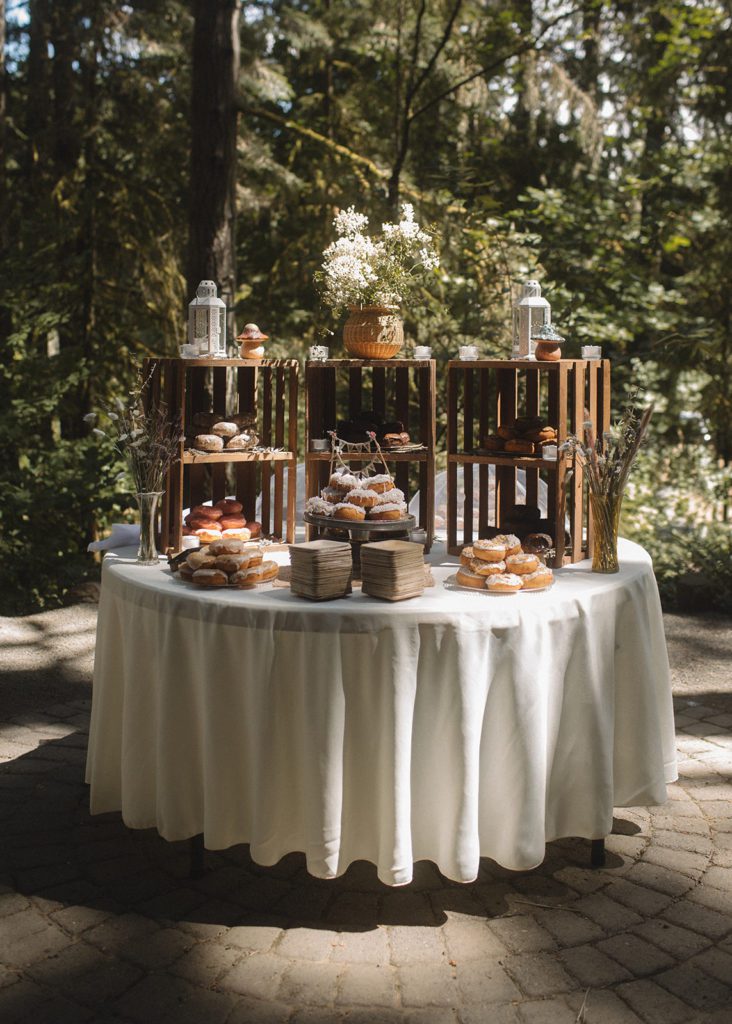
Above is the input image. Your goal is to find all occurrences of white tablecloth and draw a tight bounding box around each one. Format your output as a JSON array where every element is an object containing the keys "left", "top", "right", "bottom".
[{"left": 86, "top": 539, "right": 677, "bottom": 885}]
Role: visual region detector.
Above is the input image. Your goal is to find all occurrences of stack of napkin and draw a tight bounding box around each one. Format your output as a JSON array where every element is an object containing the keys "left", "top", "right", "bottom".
[
  {"left": 289, "top": 540, "right": 353, "bottom": 600},
  {"left": 360, "top": 541, "right": 425, "bottom": 601}
]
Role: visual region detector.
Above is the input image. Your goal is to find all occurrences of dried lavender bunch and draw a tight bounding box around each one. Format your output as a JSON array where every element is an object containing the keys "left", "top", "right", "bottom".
[
  {"left": 86, "top": 367, "right": 183, "bottom": 494},
  {"left": 561, "top": 393, "right": 654, "bottom": 500}
]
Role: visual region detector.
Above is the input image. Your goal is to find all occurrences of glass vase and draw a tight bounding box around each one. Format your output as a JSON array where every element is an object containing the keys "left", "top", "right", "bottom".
[
  {"left": 135, "top": 491, "right": 164, "bottom": 565},
  {"left": 590, "top": 492, "right": 622, "bottom": 573}
]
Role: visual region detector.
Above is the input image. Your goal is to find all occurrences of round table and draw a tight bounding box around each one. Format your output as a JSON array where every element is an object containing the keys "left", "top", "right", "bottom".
[{"left": 86, "top": 539, "right": 677, "bottom": 885}]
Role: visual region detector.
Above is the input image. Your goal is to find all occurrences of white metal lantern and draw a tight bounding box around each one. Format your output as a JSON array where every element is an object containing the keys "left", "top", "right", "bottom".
[
  {"left": 187, "top": 280, "right": 227, "bottom": 358},
  {"left": 512, "top": 280, "right": 551, "bottom": 360}
]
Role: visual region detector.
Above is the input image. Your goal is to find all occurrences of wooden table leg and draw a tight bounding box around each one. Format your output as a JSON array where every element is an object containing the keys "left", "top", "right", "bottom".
[
  {"left": 590, "top": 838, "right": 606, "bottom": 868},
  {"left": 189, "top": 833, "right": 205, "bottom": 879}
]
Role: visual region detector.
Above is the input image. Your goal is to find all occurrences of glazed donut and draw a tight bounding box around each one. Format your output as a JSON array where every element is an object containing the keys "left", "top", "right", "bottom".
[
  {"left": 186, "top": 549, "right": 215, "bottom": 570},
  {"left": 329, "top": 472, "right": 359, "bottom": 492},
  {"left": 229, "top": 570, "right": 256, "bottom": 589},
  {"left": 365, "top": 473, "right": 393, "bottom": 494},
  {"left": 305, "top": 497, "right": 333, "bottom": 517},
  {"left": 504, "top": 439, "right": 536, "bottom": 455},
  {"left": 521, "top": 567, "right": 554, "bottom": 590},
  {"left": 506, "top": 552, "right": 540, "bottom": 575},
  {"left": 186, "top": 516, "right": 221, "bottom": 531},
  {"left": 219, "top": 515, "right": 247, "bottom": 530},
  {"left": 460, "top": 546, "right": 474, "bottom": 566},
  {"left": 376, "top": 487, "right": 405, "bottom": 506},
  {"left": 211, "top": 421, "right": 239, "bottom": 438},
  {"left": 344, "top": 488, "right": 380, "bottom": 509},
  {"left": 367, "top": 502, "right": 406, "bottom": 521},
  {"left": 194, "top": 528, "right": 222, "bottom": 544},
  {"left": 486, "top": 573, "right": 523, "bottom": 594},
  {"left": 227, "top": 433, "right": 257, "bottom": 450},
  {"left": 246, "top": 560, "right": 279, "bottom": 583},
  {"left": 473, "top": 538, "right": 507, "bottom": 563},
  {"left": 470, "top": 558, "right": 506, "bottom": 577},
  {"left": 190, "top": 504, "right": 223, "bottom": 520},
  {"left": 221, "top": 528, "right": 252, "bottom": 541},
  {"left": 524, "top": 426, "right": 556, "bottom": 444},
  {"left": 245, "top": 520, "right": 262, "bottom": 538},
  {"left": 321, "top": 487, "right": 342, "bottom": 504},
  {"left": 215, "top": 498, "right": 243, "bottom": 515},
  {"left": 496, "top": 424, "right": 517, "bottom": 441},
  {"left": 191, "top": 568, "right": 228, "bottom": 587},
  {"left": 178, "top": 562, "right": 195, "bottom": 581},
  {"left": 242, "top": 545, "right": 263, "bottom": 567},
  {"left": 332, "top": 502, "right": 366, "bottom": 521},
  {"left": 208, "top": 538, "right": 244, "bottom": 556},
  {"left": 214, "top": 554, "right": 250, "bottom": 574},
  {"left": 456, "top": 566, "right": 488, "bottom": 590},
  {"left": 194, "top": 434, "right": 224, "bottom": 452},
  {"left": 494, "top": 534, "right": 522, "bottom": 557}
]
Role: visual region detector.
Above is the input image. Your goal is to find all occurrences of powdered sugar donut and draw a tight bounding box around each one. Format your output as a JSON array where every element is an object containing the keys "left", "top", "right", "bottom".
[{"left": 344, "top": 487, "right": 380, "bottom": 509}]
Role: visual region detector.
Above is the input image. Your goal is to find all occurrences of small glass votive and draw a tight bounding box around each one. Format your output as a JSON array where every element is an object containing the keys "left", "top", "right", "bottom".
[
  {"left": 309, "top": 345, "right": 329, "bottom": 360},
  {"left": 310, "top": 438, "right": 330, "bottom": 452},
  {"left": 542, "top": 443, "right": 558, "bottom": 461},
  {"left": 410, "top": 528, "right": 427, "bottom": 546},
  {"left": 581, "top": 345, "right": 602, "bottom": 360},
  {"left": 181, "top": 535, "right": 200, "bottom": 550},
  {"left": 458, "top": 345, "right": 478, "bottom": 361},
  {"left": 414, "top": 346, "right": 432, "bottom": 359},
  {"left": 179, "top": 344, "right": 197, "bottom": 359}
]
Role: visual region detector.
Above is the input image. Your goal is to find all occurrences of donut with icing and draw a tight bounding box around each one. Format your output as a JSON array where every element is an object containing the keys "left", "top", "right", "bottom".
[
  {"left": 473, "top": 538, "right": 507, "bottom": 563},
  {"left": 186, "top": 548, "right": 215, "bottom": 570},
  {"left": 493, "top": 534, "right": 522, "bottom": 557},
  {"left": 459, "top": 546, "right": 474, "bottom": 566},
  {"left": 332, "top": 502, "right": 366, "bottom": 521},
  {"left": 229, "top": 570, "right": 256, "bottom": 589},
  {"left": 344, "top": 488, "right": 380, "bottom": 509},
  {"left": 470, "top": 558, "right": 506, "bottom": 576},
  {"left": 486, "top": 573, "right": 523, "bottom": 594},
  {"left": 208, "top": 538, "right": 244, "bottom": 556},
  {"left": 214, "top": 554, "right": 250, "bottom": 574},
  {"left": 521, "top": 566, "right": 554, "bottom": 590},
  {"left": 246, "top": 560, "right": 278, "bottom": 583},
  {"left": 193, "top": 434, "right": 224, "bottom": 452},
  {"left": 456, "top": 566, "right": 487, "bottom": 590},
  {"left": 191, "top": 568, "right": 228, "bottom": 587},
  {"left": 506, "top": 552, "right": 540, "bottom": 575},
  {"left": 211, "top": 421, "right": 239, "bottom": 438},
  {"left": 367, "top": 502, "right": 405, "bottom": 521},
  {"left": 365, "top": 473, "right": 393, "bottom": 494},
  {"left": 221, "top": 528, "right": 251, "bottom": 541},
  {"left": 194, "top": 528, "right": 222, "bottom": 544},
  {"left": 376, "top": 487, "right": 405, "bottom": 506}
]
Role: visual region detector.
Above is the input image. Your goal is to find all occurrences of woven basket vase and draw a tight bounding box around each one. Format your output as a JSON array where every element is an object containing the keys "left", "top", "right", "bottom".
[{"left": 343, "top": 305, "right": 404, "bottom": 359}]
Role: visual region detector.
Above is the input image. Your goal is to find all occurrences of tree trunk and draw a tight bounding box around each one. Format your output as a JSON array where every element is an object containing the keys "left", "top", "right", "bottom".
[
  {"left": 26, "top": 0, "right": 51, "bottom": 182},
  {"left": 187, "top": 0, "right": 240, "bottom": 343},
  {"left": 0, "top": 0, "right": 6, "bottom": 225}
]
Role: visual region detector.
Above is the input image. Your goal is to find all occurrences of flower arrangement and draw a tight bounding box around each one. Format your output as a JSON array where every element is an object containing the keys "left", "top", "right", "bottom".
[
  {"left": 317, "top": 203, "right": 439, "bottom": 314},
  {"left": 562, "top": 396, "right": 654, "bottom": 572},
  {"left": 85, "top": 369, "right": 183, "bottom": 495}
]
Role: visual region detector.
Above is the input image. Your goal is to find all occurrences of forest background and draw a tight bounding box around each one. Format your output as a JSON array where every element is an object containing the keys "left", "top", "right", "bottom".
[{"left": 1, "top": 0, "right": 731, "bottom": 614}]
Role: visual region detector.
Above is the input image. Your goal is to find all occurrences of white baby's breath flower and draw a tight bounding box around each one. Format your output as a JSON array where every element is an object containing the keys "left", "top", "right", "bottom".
[{"left": 333, "top": 206, "right": 369, "bottom": 238}]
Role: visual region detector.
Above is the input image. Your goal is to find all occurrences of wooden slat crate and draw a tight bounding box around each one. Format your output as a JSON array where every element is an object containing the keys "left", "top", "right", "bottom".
[
  {"left": 143, "top": 357, "right": 299, "bottom": 552},
  {"left": 446, "top": 359, "right": 611, "bottom": 565},
  {"left": 305, "top": 358, "right": 436, "bottom": 550}
]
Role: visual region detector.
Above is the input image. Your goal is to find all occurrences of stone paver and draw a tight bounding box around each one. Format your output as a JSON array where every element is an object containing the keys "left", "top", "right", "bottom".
[{"left": 1, "top": 606, "right": 732, "bottom": 1021}]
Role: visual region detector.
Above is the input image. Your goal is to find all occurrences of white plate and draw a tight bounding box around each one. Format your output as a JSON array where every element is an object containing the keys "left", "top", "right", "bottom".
[{"left": 443, "top": 573, "right": 554, "bottom": 595}]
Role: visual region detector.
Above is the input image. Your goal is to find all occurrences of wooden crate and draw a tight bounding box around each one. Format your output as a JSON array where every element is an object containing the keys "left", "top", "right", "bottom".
[
  {"left": 446, "top": 359, "right": 611, "bottom": 565},
  {"left": 144, "top": 357, "right": 298, "bottom": 552},
  {"left": 305, "top": 358, "right": 436, "bottom": 550}
]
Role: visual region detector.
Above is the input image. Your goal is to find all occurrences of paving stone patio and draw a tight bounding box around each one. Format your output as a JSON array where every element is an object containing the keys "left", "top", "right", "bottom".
[{"left": 0, "top": 606, "right": 730, "bottom": 1023}]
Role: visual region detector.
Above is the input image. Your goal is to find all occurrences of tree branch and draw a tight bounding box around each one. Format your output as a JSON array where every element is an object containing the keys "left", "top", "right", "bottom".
[
  {"left": 407, "top": 0, "right": 463, "bottom": 107},
  {"left": 410, "top": 5, "right": 582, "bottom": 122},
  {"left": 242, "top": 102, "right": 389, "bottom": 180}
]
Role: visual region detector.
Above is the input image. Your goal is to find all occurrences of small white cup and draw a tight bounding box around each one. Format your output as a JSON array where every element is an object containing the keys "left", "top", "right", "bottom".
[
  {"left": 179, "top": 344, "right": 197, "bottom": 359},
  {"left": 542, "top": 444, "right": 558, "bottom": 461},
  {"left": 309, "top": 345, "right": 329, "bottom": 360},
  {"left": 581, "top": 346, "right": 602, "bottom": 360},
  {"left": 458, "top": 345, "right": 478, "bottom": 361},
  {"left": 181, "top": 535, "right": 200, "bottom": 549},
  {"left": 414, "top": 346, "right": 432, "bottom": 359}
]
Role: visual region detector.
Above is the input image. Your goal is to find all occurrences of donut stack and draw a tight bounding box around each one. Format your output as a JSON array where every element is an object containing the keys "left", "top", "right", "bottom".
[
  {"left": 305, "top": 470, "right": 408, "bottom": 523},
  {"left": 455, "top": 534, "right": 554, "bottom": 594},
  {"left": 183, "top": 498, "right": 262, "bottom": 546},
  {"left": 481, "top": 416, "right": 557, "bottom": 457},
  {"left": 187, "top": 412, "right": 259, "bottom": 455},
  {"left": 177, "top": 537, "right": 278, "bottom": 588}
]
